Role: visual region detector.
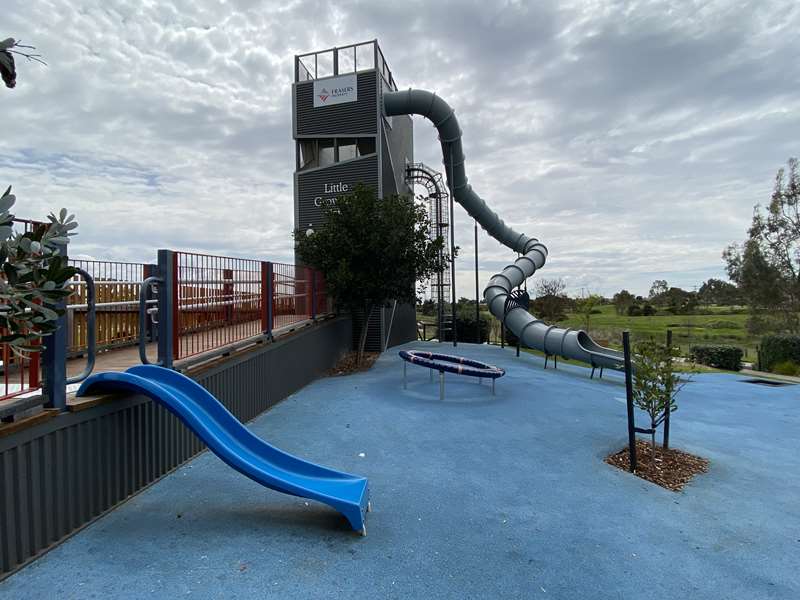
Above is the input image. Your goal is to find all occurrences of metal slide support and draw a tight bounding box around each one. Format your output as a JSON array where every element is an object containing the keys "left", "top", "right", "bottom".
[
  {"left": 66, "top": 268, "right": 96, "bottom": 384},
  {"left": 439, "top": 370, "right": 445, "bottom": 400},
  {"left": 139, "top": 275, "right": 164, "bottom": 366}
]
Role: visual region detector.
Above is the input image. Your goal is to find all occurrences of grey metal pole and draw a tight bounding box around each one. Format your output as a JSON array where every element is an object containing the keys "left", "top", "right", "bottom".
[
  {"left": 439, "top": 370, "right": 445, "bottom": 400},
  {"left": 448, "top": 145, "right": 457, "bottom": 347},
  {"left": 475, "top": 219, "right": 480, "bottom": 343}
]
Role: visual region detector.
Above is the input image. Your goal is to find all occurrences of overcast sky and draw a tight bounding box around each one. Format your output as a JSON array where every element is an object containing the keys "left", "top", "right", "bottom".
[{"left": 3, "top": 0, "right": 799, "bottom": 297}]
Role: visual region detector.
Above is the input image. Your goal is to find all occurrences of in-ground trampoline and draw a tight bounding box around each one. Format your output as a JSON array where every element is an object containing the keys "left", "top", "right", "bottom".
[{"left": 399, "top": 350, "right": 505, "bottom": 399}]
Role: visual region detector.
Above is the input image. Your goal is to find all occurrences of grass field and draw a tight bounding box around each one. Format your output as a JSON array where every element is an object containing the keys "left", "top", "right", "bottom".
[{"left": 417, "top": 304, "right": 759, "bottom": 363}]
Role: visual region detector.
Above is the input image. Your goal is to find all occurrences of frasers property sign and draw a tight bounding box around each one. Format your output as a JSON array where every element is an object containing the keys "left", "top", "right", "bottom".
[{"left": 313, "top": 73, "right": 357, "bottom": 108}]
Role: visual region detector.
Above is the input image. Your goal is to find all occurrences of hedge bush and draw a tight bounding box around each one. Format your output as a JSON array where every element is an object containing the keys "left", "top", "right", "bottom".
[
  {"left": 772, "top": 360, "right": 800, "bottom": 377},
  {"left": 690, "top": 345, "right": 743, "bottom": 371},
  {"left": 760, "top": 335, "right": 800, "bottom": 372},
  {"left": 441, "top": 317, "right": 489, "bottom": 344}
]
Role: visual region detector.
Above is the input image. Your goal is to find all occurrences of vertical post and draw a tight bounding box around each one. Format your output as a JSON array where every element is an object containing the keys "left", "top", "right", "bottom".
[
  {"left": 333, "top": 47, "right": 338, "bottom": 76},
  {"left": 474, "top": 220, "right": 480, "bottom": 343},
  {"left": 267, "top": 262, "right": 274, "bottom": 337},
  {"left": 439, "top": 370, "right": 444, "bottom": 401},
  {"left": 157, "top": 249, "right": 175, "bottom": 369},
  {"left": 663, "top": 329, "right": 673, "bottom": 449},
  {"left": 448, "top": 144, "right": 457, "bottom": 348},
  {"left": 500, "top": 321, "right": 505, "bottom": 348},
  {"left": 266, "top": 260, "right": 272, "bottom": 337},
  {"left": 42, "top": 245, "right": 67, "bottom": 410},
  {"left": 223, "top": 268, "right": 233, "bottom": 324},
  {"left": 311, "top": 268, "right": 317, "bottom": 320},
  {"left": 623, "top": 330, "right": 637, "bottom": 473}
]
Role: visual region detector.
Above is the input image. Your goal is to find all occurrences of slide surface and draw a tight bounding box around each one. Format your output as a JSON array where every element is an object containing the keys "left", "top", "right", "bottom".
[
  {"left": 384, "top": 89, "right": 624, "bottom": 369},
  {"left": 77, "top": 365, "right": 369, "bottom": 533}
]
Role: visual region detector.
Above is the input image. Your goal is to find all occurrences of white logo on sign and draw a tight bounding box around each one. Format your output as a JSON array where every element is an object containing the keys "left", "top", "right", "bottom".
[{"left": 313, "top": 74, "right": 358, "bottom": 108}]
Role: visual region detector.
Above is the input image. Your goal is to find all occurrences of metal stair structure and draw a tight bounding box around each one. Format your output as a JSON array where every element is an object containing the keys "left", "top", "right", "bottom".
[{"left": 405, "top": 163, "right": 453, "bottom": 341}]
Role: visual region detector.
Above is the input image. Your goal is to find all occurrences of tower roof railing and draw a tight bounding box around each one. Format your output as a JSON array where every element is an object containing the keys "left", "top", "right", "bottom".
[{"left": 294, "top": 39, "right": 397, "bottom": 91}]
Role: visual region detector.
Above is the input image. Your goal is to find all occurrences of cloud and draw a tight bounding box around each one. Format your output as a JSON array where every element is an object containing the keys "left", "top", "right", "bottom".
[{"left": 2, "top": 0, "right": 799, "bottom": 297}]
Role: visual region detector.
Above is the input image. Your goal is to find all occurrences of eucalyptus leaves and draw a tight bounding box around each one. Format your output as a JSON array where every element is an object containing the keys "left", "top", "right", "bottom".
[{"left": 0, "top": 186, "right": 78, "bottom": 352}]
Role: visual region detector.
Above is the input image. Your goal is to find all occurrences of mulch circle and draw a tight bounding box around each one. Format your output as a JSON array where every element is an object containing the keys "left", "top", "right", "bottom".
[
  {"left": 605, "top": 439, "right": 709, "bottom": 492},
  {"left": 326, "top": 352, "right": 380, "bottom": 377}
]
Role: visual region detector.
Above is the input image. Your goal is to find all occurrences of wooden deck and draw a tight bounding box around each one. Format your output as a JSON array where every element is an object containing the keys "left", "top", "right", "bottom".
[{"left": 65, "top": 316, "right": 313, "bottom": 378}]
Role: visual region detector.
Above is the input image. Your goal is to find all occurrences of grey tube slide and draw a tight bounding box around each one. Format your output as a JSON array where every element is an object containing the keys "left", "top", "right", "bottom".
[{"left": 384, "top": 89, "right": 624, "bottom": 370}]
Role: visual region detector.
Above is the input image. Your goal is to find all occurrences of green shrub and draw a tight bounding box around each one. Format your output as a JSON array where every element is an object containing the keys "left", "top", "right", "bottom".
[
  {"left": 760, "top": 335, "right": 800, "bottom": 372},
  {"left": 690, "top": 345, "right": 743, "bottom": 371},
  {"left": 442, "top": 316, "right": 489, "bottom": 344},
  {"left": 772, "top": 360, "right": 800, "bottom": 377}
]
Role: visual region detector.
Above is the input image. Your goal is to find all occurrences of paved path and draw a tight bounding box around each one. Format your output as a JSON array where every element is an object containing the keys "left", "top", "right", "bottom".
[{"left": 2, "top": 342, "right": 798, "bottom": 599}]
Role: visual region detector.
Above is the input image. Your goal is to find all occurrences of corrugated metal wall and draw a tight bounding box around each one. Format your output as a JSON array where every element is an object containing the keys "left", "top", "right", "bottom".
[
  {"left": 0, "top": 316, "right": 351, "bottom": 580},
  {"left": 294, "top": 72, "right": 377, "bottom": 136}
]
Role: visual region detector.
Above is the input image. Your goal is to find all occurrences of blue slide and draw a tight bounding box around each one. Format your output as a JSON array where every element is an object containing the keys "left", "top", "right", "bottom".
[{"left": 77, "top": 365, "right": 370, "bottom": 534}]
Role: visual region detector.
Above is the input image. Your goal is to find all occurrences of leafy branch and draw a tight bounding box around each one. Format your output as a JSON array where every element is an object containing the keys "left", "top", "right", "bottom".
[{"left": 1, "top": 37, "right": 47, "bottom": 89}]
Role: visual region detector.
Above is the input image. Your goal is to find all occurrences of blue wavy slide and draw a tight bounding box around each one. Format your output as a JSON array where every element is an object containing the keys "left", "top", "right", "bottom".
[{"left": 77, "top": 365, "right": 370, "bottom": 534}]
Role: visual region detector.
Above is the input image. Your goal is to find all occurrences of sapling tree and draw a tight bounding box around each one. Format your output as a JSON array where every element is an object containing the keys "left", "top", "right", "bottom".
[
  {"left": 632, "top": 338, "right": 685, "bottom": 460},
  {"left": 574, "top": 293, "right": 603, "bottom": 333},
  {"left": 294, "top": 184, "right": 449, "bottom": 364}
]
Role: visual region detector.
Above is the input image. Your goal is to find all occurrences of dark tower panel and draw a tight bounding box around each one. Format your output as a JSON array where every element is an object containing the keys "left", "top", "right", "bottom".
[{"left": 292, "top": 41, "right": 416, "bottom": 350}]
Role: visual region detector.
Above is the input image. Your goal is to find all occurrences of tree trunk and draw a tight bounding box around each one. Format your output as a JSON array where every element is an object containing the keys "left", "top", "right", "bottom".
[
  {"left": 651, "top": 428, "right": 656, "bottom": 462},
  {"left": 357, "top": 304, "right": 375, "bottom": 366}
]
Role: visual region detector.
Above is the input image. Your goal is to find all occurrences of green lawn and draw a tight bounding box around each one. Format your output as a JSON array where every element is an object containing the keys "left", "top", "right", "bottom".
[{"left": 417, "top": 304, "right": 759, "bottom": 363}]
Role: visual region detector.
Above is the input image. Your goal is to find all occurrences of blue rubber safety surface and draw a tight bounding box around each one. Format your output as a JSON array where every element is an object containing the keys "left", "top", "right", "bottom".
[{"left": 2, "top": 341, "right": 799, "bottom": 599}]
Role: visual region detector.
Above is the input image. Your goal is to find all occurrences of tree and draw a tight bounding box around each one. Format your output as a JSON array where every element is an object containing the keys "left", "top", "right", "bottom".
[
  {"left": 612, "top": 289, "right": 635, "bottom": 315},
  {"left": 533, "top": 277, "right": 568, "bottom": 321},
  {"left": 1, "top": 38, "right": 46, "bottom": 89},
  {"left": 724, "top": 158, "right": 800, "bottom": 333},
  {"left": 697, "top": 278, "right": 741, "bottom": 306},
  {"left": 295, "top": 184, "right": 448, "bottom": 363},
  {"left": 661, "top": 287, "right": 697, "bottom": 315},
  {"left": 648, "top": 280, "right": 669, "bottom": 304},
  {"left": 0, "top": 187, "right": 79, "bottom": 353},
  {"left": 574, "top": 294, "right": 603, "bottom": 333},
  {"left": 632, "top": 338, "right": 684, "bottom": 460}
]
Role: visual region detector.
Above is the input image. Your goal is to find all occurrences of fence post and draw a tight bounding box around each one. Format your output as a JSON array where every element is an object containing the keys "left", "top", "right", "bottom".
[
  {"left": 42, "top": 243, "right": 68, "bottom": 410},
  {"left": 157, "top": 250, "right": 176, "bottom": 369},
  {"left": 261, "top": 261, "right": 273, "bottom": 339},
  {"left": 623, "top": 330, "right": 637, "bottom": 473},
  {"left": 223, "top": 268, "right": 234, "bottom": 324},
  {"left": 311, "top": 269, "right": 317, "bottom": 320}
]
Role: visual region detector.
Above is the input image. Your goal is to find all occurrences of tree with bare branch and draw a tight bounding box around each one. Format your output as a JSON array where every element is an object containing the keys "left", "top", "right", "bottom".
[{"left": 1, "top": 38, "right": 47, "bottom": 89}]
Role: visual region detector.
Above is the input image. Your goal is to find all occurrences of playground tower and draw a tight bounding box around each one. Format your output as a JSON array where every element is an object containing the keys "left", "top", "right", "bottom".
[{"left": 292, "top": 40, "right": 416, "bottom": 350}]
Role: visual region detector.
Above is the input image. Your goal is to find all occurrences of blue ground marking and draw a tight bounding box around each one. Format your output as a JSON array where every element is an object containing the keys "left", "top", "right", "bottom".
[{"left": 2, "top": 341, "right": 798, "bottom": 599}]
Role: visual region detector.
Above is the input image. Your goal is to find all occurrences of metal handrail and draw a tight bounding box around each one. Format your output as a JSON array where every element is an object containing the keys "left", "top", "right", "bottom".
[
  {"left": 139, "top": 276, "right": 163, "bottom": 366},
  {"left": 65, "top": 268, "right": 96, "bottom": 384}
]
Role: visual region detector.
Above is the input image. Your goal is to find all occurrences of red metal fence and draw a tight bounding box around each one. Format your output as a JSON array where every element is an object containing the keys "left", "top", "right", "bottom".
[
  {"left": 172, "top": 253, "right": 331, "bottom": 362},
  {"left": 0, "top": 242, "right": 334, "bottom": 402}
]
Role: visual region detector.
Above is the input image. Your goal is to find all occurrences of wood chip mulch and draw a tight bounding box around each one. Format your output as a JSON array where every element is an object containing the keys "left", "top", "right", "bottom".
[
  {"left": 325, "top": 352, "right": 380, "bottom": 377},
  {"left": 605, "top": 439, "right": 710, "bottom": 492}
]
